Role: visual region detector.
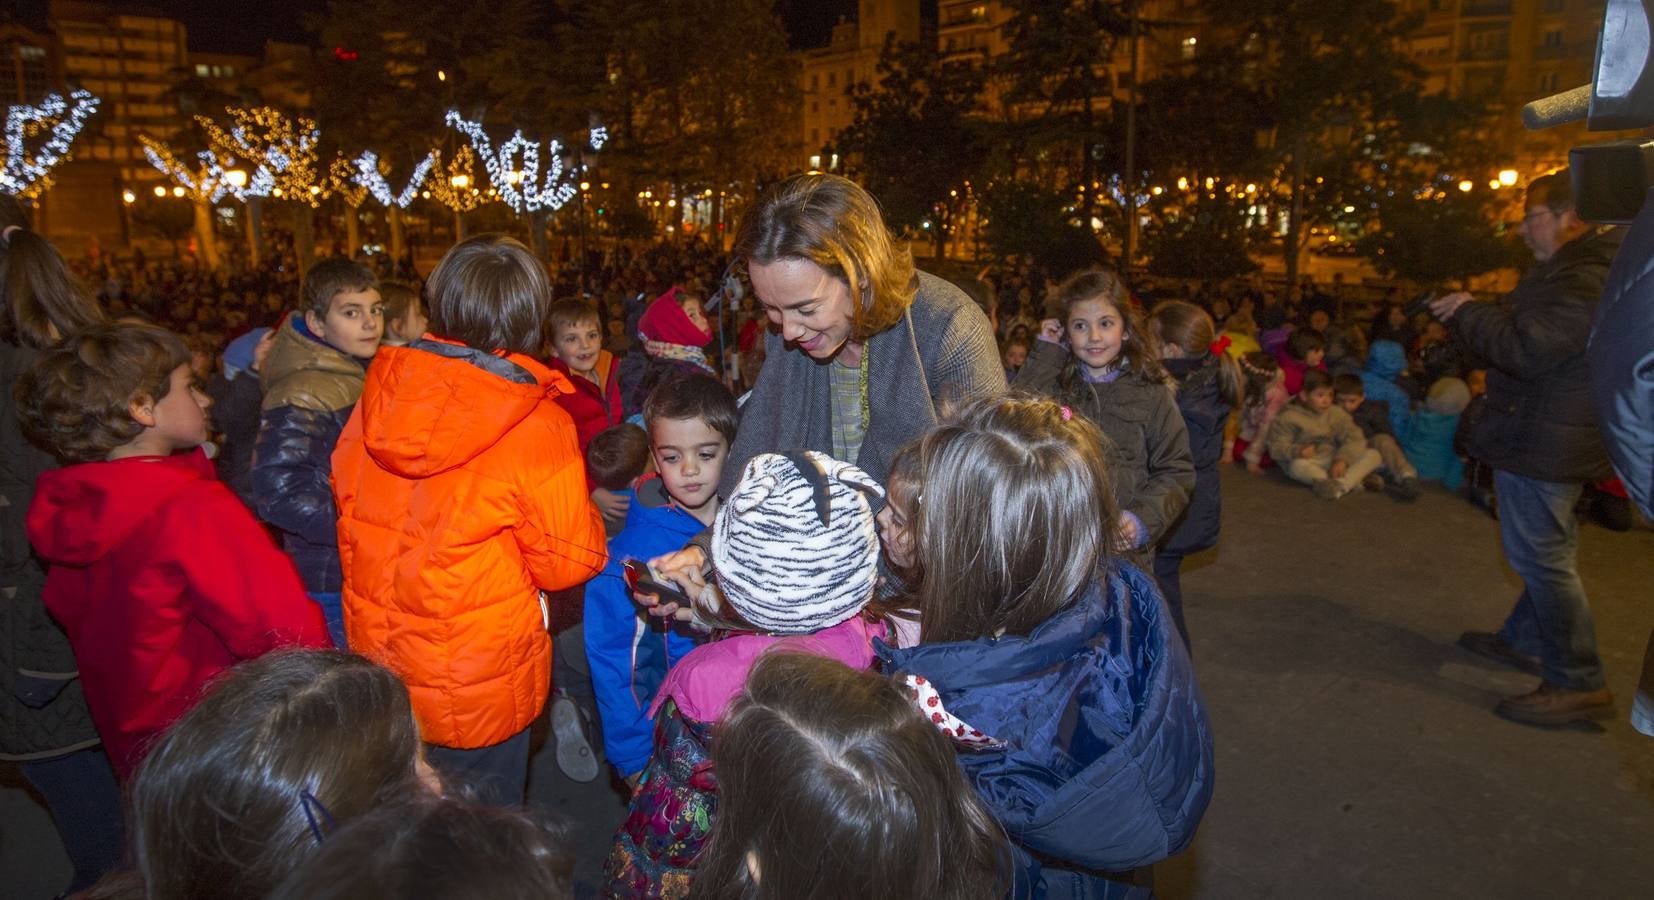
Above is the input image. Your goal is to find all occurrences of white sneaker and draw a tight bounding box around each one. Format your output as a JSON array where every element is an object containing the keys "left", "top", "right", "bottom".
[{"left": 551, "top": 693, "right": 599, "bottom": 783}]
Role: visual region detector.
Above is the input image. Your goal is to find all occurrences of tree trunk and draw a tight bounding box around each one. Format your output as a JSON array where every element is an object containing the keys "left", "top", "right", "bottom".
[
  {"left": 1284, "top": 133, "right": 1307, "bottom": 304},
  {"left": 453, "top": 209, "right": 467, "bottom": 242},
  {"left": 293, "top": 204, "right": 316, "bottom": 278},
  {"left": 345, "top": 204, "right": 361, "bottom": 258},
  {"left": 247, "top": 198, "right": 265, "bottom": 266},
  {"left": 388, "top": 206, "right": 406, "bottom": 262},
  {"left": 530, "top": 209, "right": 549, "bottom": 261},
  {"left": 192, "top": 199, "right": 221, "bottom": 270}
]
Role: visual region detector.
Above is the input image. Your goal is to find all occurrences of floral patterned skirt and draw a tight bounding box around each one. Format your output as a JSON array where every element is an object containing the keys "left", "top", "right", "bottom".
[{"left": 604, "top": 699, "right": 719, "bottom": 899}]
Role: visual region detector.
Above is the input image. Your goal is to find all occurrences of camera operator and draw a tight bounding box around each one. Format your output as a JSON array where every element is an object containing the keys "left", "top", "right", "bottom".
[{"left": 1428, "top": 169, "right": 1623, "bottom": 728}]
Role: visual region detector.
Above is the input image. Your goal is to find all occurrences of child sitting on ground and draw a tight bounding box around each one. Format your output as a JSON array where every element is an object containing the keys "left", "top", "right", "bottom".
[
  {"left": 585, "top": 377, "right": 735, "bottom": 784},
  {"left": 1333, "top": 373, "right": 1421, "bottom": 500},
  {"left": 1276, "top": 327, "right": 1328, "bottom": 395},
  {"left": 1234, "top": 351, "right": 1288, "bottom": 473},
  {"left": 1400, "top": 376, "right": 1470, "bottom": 491},
  {"left": 693, "top": 653, "right": 1010, "bottom": 900},
  {"left": 1360, "top": 339, "right": 1417, "bottom": 436},
  {"left": 877, "top": 395, "right": 1212, "bottom": 897},
  {"left": 254, "top": 258, "right": 384, "bottom": 648},
  {"left": 19, "top": 324, "right": 329, "bottom": 780},
  {"left": 1267, "top": 369, "right": 1383, "bottom": 500},
  {"left": 606, "top": 450, "right": 887, "bottom": 896}
]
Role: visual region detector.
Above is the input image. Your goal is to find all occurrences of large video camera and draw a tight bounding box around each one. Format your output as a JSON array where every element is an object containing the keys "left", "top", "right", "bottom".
[{"left": 1527, "top": 0, "right": 1654, "bottom": 519}]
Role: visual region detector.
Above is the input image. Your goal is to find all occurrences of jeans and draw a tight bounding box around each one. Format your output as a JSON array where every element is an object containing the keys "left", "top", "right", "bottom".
[
  {"left": 1370, "top": 434, "right": 1417, "bottom": 480},
  {"left": 21, "top": 746, "right": 125, "bottom": 894},
  {"left": 309, "top": 591, "right": 347, "bottom": 650},
  {"left": 1493, "top": 470, "right": 1606, "bottom": 691},
  {"left": 1285, "top": 447, "right": 1383, "bottom": 492},
  {"left": 1152, "top": 552, "right": 1192, "bottom": 651},
  {"left": 425, "top": 726, "right": 531, "bottom": 808}
]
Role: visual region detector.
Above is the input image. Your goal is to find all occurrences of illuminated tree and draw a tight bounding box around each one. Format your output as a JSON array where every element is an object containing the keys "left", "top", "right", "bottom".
[
  {"left": 138, "top": 135, "right": 239, "bottom": 269},
  {"left": 1, "top": 90, "right": 101, "bottom": 199},
  {"left": 200, "top": 107, "right": 324, "bottom": 271}
]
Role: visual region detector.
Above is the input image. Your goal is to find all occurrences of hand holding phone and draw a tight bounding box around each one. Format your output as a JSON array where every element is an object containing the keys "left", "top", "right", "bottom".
[{"left": 622, "top": 558, "right": 693, "bottom": 609}]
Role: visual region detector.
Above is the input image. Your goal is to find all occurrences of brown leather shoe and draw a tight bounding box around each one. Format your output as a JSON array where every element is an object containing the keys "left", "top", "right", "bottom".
[
  {"left": 1457, "top": 631, "right": 1541, "bottom": 676},
  {"left": 1494, "top": 683, "right": 1615, "bottom": 728}
]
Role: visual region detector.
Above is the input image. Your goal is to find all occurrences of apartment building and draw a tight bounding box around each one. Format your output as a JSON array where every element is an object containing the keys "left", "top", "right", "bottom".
[{"left": 799, "top": 0, "right": 923, "bottom": 166}]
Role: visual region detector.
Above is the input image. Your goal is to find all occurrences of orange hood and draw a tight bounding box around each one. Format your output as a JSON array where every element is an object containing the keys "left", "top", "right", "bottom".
[{"left": 359, "top": 338, "right": 574, "bottom": 478}]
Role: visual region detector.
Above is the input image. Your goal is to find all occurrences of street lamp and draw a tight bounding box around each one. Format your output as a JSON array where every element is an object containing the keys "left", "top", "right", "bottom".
[
  {"left": 226, "top": 169, "right": 248, "bottom": 189},
  {"left": 122, "top": 190, "right": 136, "bottom": 204},
  {"left": 154, "top": 185, "right": 168, "bottom": 198},
  {"left": 451, "top": 174, "right": 470, "bottom": 190},
  {"left": 1457, "top": 180, "right": 1474, "bottom": 192},
  {"left": 1498, "top": 169, "right": 1519, "bottom": 186},
  {"left": 171, "top": 186, "right": 185, "bottom": 198}
]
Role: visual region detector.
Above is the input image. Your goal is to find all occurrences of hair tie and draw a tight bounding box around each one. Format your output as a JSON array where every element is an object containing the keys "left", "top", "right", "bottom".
[
  {"left": 1209, "top": 335, "right": 1232, "bottom": 356},
  {"left": 1060, "top": 405, "right": 1073, "bottom": 422},
  {"left": 0, "top": 225, "right": 20, "bottom": 245},
  {"left": 299, "top": 789, "right": 336, "bottom": 845}
]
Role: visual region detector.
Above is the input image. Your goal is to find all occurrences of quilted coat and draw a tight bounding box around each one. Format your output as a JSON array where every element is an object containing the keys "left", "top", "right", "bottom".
[
  {"left": 549, "top": 349, "right": 624, "bottom": 451},
  {"left": 333, "top": 337, "right": 607, "bottom": 750},
  {"left": 878, "top": 564, "right": 1214, "bottom": 899},
  {"left": 1, "top": 340, "right": 100, "bottom": 761},
  {"left": 1159, "top": 354, "right": 1230, "bottom": 557},
  {"left": 1454, "top": 224, "right": 1622, "bottom": 483},
  {"left": 253, "top": 313, "right": 368, "bottom": 592},
  {"left": 26, "top": 449, "right": 328, "bottom": 779}
]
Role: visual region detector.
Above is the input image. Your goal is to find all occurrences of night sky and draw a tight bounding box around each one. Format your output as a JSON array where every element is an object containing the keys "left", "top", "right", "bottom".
[{"left": 14, "top": 1, "right": 857, "bottom": 55}]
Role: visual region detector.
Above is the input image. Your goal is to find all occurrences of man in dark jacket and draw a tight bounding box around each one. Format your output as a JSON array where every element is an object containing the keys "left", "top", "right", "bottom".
[{"left": 1430, "top": 170, "right": 1621, "bottom": 727}]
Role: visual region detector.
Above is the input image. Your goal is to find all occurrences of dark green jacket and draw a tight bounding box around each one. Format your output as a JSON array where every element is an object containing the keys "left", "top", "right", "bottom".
[{"left": 1, "top": 341, "right": 100, "bottom": 760}]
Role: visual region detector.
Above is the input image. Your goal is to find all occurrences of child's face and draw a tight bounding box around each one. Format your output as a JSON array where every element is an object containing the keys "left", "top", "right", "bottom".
[
  {"left": 1423, "top": 321, "right": 1447, "bottom": 344},
  {"left": 307, "top": 287, "right": 384, "bottom": 359},
  {"left": 1303, "top": 386, "right": 1335, "bottom": 414},
  {"left": 1467, "top": 369, "right": 1487, "bottom": 397},
  {"left": 553, "top": 317, "right": 602, "bottom": 374},
  {"left": 1388, "top": 306, "right": 1406, "bottom": 328},
  {"left": 607, "top": 318, "right": 624, "bottom": 337},
  {"left": 391, "top": 298, "right": 428, "bottom": 343},
  {"left": 1003, "top": 343, "right": 1027, "bottom": 369},
  {"left": 650, "top": 417, "right": 728, "bottom": 521},
  {"left": 1335, "top": 392, "right": 1362, "bottom": 414},
  {"left": 1309, "top": 310, "right": 1330, "bottom": 332},
  {"left": 147, "top": 363, "right": 211, "bottom": 451},
  {"left": 1304, "top": 347, "right": 1325, "bottom": 368},
  {"left": 680, "top": 297, "right": 711, "bottom": 337},
  {"left": 875, "top": 478, "right": 916, "bottom": 571},
  {"left": 1066, "top": 297, "right": 1126, "bottom": 374}
]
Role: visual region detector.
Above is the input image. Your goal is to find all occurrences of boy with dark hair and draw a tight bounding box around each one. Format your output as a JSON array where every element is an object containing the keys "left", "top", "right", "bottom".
[
  {"left": 584, "top": 375, "right": 736, "bottom": 783},
  {"left": 254, "top": 257, "right": 383, "bottom": 647},
  {"left": 1267, "top": 368, "right": 1382, "bottom": 501},
  {"left": 1333, "top": 373, "right": 1421, "bottom": 500},
  {"left": 19, "top": 323, "right": 328, "bottom": 779}
]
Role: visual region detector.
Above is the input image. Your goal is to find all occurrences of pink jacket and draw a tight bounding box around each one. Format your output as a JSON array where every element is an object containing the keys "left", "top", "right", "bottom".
[{"left": 650, "top": 615, "right": 886, "bottom": 723}]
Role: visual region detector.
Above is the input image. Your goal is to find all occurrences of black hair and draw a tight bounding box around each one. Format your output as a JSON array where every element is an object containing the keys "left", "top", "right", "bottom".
[
  {"left": 303, "top": 257, "right": 380, "bottom": 318},
  {"left": 1332, "top": 373, "right": 1365, "bottom": 397},
  {"left": 1300, "top": 368, "right": 1332, "bottom": 394},
  {"left": 642, "top": 374, "right": 739, "bottom": 446},
  {"left": 1285, "top": 328, "right": 1325, "bottom": 362}
]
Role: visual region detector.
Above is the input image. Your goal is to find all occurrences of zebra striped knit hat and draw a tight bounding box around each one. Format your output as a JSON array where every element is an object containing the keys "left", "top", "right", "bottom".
[{"left": 712, "top": 450, "right": 885, "bottom": 635}]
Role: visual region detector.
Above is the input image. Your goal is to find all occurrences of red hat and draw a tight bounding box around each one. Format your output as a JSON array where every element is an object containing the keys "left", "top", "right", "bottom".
[{"left": 638, "top": 287, "right": 712, "bottom": 347}]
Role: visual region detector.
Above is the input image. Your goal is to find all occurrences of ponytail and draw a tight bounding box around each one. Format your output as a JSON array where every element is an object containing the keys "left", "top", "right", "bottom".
[{"left": 0, "top": 222, "right": 106, "bottom": 349}]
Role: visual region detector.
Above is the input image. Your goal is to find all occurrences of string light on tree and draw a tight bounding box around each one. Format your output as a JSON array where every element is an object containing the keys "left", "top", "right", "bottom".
[
  {"left": 444, "top": 110, "right": 580, "bottom": 213},
  {"left": 2, "top": 90, "right": 101, "bottom": 198},
  {"left": 199, "top": 107, "right": 322, "bottom": 205},
  {"left": 589, "top": 125, "right": 608, "bottom": 152},
  {"left": 428, "top": 146, "right": 485, "bottom": 213},
  {"left": 352, "top": 150, "right": 437, "bottom": 208},
  {"left": 326, "top": 155, "right": 368, "bottom": 208},
  {"left": 139, "top": 136, "right": 260, "bottom": 203}
]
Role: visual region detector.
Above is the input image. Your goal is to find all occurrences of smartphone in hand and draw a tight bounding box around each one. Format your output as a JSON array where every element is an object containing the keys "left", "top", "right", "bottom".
[{"left": 622, "top": 558, "right": 693, "bottom": 608}]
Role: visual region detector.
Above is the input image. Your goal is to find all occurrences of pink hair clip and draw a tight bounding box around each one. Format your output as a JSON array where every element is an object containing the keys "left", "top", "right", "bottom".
[{"left": 1060, "top": 405, "right": 1073, "bottom": 422}]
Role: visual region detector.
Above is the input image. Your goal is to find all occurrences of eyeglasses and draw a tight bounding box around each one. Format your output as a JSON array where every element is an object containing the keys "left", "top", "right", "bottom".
[{"left": 1521, "top": 208, "right": 1555, "bottom": 225}]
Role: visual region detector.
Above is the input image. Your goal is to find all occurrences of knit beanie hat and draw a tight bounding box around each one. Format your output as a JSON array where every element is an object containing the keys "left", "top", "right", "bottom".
[
  {"left": 712, "top": 451, "right": 884, "bottom": 635},
  {"left": 638, "top": 287, "right": 713, "bottom": 347},
  {"left": 222, "top": 327, "right": 270, "bottom": 380},
  {"left": 1426, "top": 377, "right": 1471, "bottom": 416}
]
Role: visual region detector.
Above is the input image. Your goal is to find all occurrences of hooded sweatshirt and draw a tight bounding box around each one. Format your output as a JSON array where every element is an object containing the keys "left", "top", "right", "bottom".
[
  {"left": 1359, "top": 340, "right": 1415, "bottom": 437},
  {"left": 26, "top": 449, "right": 327, "bottom": 779},
  {"left": 332, "top": 337, "right": 608, "bottom": 750}
]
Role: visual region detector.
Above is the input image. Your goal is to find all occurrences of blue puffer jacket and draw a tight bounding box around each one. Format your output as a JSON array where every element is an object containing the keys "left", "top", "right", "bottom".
[
  {"left": 1160, "top": 355, "right": 1230, "bottom": 557},
  {"left": 252, "top": 314, "right": 367, "bottom": 593},
  {"left": 879, "top": 564, "right": 1214, "bottom": 900},
  {"left": 1359, "top": 341, "right": 1414, "bottom": 437},
  {"left": 584, "top": 476, "right": 705, "bottom": 777}
]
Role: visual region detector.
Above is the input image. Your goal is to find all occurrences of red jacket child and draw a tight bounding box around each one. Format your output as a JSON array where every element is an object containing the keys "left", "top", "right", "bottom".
[
  {"left": 26, "top": 449, "right": 329, "bottom": 779},
  {"left": 550, "top": 348, "right": 624, "bottom": 451}
]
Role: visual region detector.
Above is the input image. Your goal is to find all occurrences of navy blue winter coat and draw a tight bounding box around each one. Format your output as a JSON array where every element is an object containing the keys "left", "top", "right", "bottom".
[
  {"left": 1159, "top": 355, "right": 1231, "bottom": 557},
  {"left": 252, "top": 314, "right": 367, "bottom": 593},
  {"left": 879, "top": 564, "right": 1214, "bottom": 899}
]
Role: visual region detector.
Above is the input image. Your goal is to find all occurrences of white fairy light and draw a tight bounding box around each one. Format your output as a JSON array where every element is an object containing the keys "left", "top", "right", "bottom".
[
  {"left": 2, "top": 90, "right": 101, "bottom": 197},
  {"left": 353, "top": 150, "right": 437, "bottom": 208},
  {"left": 589, "top": 125, "right": 607, "bottom": 152},
  {"left": 445, "top": 110, "right": 581, "bottom": 213}
]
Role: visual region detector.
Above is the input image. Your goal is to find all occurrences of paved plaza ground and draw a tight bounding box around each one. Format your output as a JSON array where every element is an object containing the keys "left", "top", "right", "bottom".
[{"left": 4, "top": 466, "right": 1651, "bottom": 898}]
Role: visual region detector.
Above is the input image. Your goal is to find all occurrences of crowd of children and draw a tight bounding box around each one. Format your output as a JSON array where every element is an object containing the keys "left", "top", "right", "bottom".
[{"left": 17, "top": 192, "right": 1629, "bottom": 899}]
